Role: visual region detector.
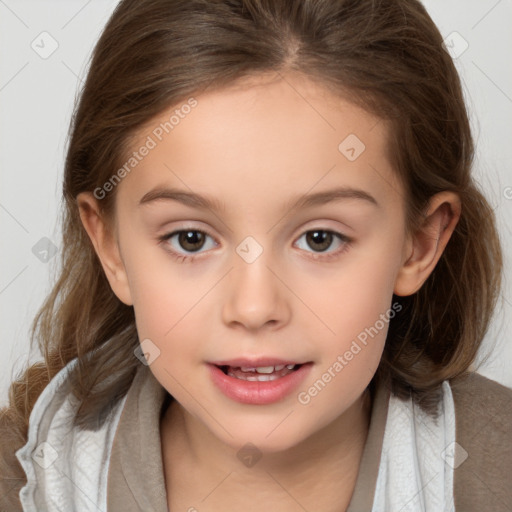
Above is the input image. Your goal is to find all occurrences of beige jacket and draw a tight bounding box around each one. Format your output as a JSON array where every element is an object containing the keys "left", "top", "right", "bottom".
[{"left": 106, "top": 368, "right": 512, "bottom": 511}]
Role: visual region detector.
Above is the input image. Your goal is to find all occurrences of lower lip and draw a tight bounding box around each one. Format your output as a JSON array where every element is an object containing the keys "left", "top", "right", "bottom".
[{"left": 208, "top": 363, "right": 313, "bottom": 405}]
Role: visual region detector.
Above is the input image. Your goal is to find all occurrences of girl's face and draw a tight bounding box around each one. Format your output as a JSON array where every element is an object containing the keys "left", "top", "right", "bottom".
[{"left": 98, "top": 73, "right": 413, "bottom": 452}]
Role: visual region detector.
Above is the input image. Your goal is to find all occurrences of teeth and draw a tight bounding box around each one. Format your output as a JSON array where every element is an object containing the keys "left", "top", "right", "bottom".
[
  {"left": 240, "top": 365, "right": 289, "bottom": 373},
  {"left": 225, "top": 363, "right": 301, "bottom": 382},
  {"left": 255, "top": 366, "right": 275, "bottom": 374}
]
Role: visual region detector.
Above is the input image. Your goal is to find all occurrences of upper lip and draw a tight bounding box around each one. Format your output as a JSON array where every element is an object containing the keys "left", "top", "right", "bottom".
[{"left": 210, "top": 358, "right": 308, "bottom": 367}]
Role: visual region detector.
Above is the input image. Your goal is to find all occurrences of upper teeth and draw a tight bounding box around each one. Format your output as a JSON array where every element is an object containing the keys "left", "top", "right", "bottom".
[{"left": 240, "top": 364, "right": 294, "bottom": 373}]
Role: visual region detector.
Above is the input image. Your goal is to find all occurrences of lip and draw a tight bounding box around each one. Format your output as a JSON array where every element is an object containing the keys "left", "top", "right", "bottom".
[
  {"left": 208, "top": 362, "right": 313, "bottom": 405},
  {"left": 209, "top": 357, "right": 305, "bottom": 367}
]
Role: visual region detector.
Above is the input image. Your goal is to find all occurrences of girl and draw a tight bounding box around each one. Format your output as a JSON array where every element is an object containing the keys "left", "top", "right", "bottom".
[{"left": 1, "top": 0, "right": 511, "bottom": 511}]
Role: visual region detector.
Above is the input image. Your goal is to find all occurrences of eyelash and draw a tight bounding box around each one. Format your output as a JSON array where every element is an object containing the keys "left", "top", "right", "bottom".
[{"left": 157, "top": 228, "right": 352, "bottom": 264}]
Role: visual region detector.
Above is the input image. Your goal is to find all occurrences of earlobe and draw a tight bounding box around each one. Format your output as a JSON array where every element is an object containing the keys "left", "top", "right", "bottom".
[
  {"left": 76, "top": 192, "right": 134, "bottom": 306},
  {"left": 394, "top": 191, "right": 461, "bottom": 297}
]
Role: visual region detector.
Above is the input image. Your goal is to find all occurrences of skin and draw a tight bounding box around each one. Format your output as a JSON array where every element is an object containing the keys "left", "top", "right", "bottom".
[{"left": 78, "top": 72, "right": 461, "bottom": 511}]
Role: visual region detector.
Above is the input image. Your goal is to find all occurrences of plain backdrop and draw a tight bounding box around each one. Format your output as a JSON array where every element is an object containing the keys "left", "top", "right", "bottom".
[{"left": 1, "top": 0, "right": 511, "bottom": 406}]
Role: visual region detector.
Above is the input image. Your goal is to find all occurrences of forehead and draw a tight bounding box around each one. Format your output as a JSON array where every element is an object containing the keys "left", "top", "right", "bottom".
[{"left": 115, "top": 72, "right": 401, "bottom": 214}]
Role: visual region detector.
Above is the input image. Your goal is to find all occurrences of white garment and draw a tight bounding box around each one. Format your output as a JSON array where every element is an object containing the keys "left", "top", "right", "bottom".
[
  {"left": 15, "top": 357, "right": 456, "bottom": 511},
  {"left": 15, "top": 358, "right": 127, "bottom": 512},
  {"left": 373, "top": 381, "right": 456, "bottom": 511}
]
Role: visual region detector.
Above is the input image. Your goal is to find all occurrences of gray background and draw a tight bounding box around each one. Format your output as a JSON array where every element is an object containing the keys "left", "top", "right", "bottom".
[{"left": 1, "top": 0, "right": 511, "bottom": 406}]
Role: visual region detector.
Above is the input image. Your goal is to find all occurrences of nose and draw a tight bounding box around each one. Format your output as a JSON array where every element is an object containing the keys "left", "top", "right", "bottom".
[{"left": 221, "top": 248, "right": 291, "bottom": 332}]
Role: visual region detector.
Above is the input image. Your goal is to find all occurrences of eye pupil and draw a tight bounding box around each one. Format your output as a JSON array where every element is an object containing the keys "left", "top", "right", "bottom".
[
  {"left": 307, "top": 230, "right": 332, "bottom": 252},
  {"left": 179, "top": 230, "right": 205, "bottom": 251}
]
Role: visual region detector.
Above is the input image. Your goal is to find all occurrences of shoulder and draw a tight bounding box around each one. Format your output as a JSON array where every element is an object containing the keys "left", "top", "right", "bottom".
[
  {"left": 449, "top": 371, "right": 512, "bottom": 434},
  {"left": 0, "top": 361, "right": 79, "bottom": 512},
  {"left": 14, "top": 358, "right": 129, "bottom": 511},
  {"left": 448, "top": 372, "right": 512, "bottom": 512}
]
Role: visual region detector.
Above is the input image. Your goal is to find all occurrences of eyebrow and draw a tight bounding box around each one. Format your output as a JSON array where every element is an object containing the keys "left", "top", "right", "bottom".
[{"left": 138, "top": 185, "right": 379, "bottom": 212}]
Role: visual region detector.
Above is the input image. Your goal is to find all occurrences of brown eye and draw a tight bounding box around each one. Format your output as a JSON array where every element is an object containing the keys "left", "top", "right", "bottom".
[
  {"left": 177, "top": 230, "right": 206, "bottom": 252},
  {"left": 305, "top": 230, "right": 334, "bottom": 252}
]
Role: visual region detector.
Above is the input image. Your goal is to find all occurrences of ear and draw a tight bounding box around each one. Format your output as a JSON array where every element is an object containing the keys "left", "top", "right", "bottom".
[
  {"left": 394, "top": 191, "right": 461, "bottom": 296},
  {"left": 76, "top": 192, "right": 133, "bottom": 306}
]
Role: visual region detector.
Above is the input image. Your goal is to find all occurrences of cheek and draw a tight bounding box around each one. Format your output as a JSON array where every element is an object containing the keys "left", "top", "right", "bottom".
[
  {"left": 295, "top": 254, "right": 399, "bottom": 423},
  {"left": 306, "top": 240, "right": 401, "bottom": 343},
  {"left": 132, "top": 278, "right": 200, "bottom": 350},
  {"left": 130, "top": 276, "right": 205, "bottom": 393},
  {"left": 336, "top": 260, "right": 397, "bottom": 335},
  {"left": 121, "top": 235, "right": 191, "bottom": 330},
  {"left": 296, "top": 237, "right": 403, "bottom": 407}
]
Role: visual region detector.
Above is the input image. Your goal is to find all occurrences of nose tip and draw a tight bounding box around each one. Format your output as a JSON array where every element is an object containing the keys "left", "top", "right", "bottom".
[{"left": 221, "top": 256, "right": 290, "bottom": 331}]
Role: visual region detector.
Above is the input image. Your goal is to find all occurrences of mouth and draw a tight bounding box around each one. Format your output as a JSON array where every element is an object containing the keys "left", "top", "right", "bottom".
[
  {"left": 208, "top": 360, "right": 313, "bottom": 405},
  {"left": 216, "top": 363, "right": 303, "bottom": 382}
]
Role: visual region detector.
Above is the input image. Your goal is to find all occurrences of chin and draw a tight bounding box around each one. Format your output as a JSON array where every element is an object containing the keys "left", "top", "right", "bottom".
[{"left": 215, "top": 422, "right": 311, "bottom": 454}]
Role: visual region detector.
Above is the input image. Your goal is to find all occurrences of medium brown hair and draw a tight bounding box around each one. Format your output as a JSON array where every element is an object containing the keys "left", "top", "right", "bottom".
[{"left": 0, "top": 0, "right": 503, "bottom": 506}]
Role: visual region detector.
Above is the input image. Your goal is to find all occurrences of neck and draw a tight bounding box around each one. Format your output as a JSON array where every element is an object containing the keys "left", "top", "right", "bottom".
[{"left": 161, "top": 390, "right": 372, "bottom": 511}]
